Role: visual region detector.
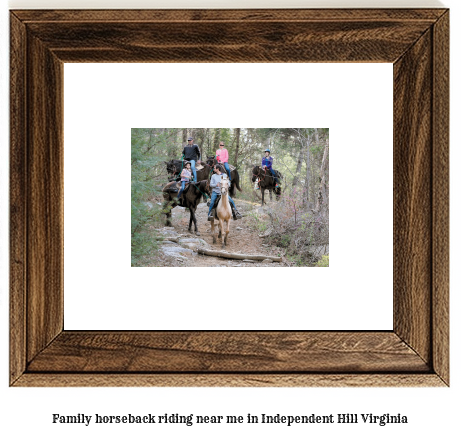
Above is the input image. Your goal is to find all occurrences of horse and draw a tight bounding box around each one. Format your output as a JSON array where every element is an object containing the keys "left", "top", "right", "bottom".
[
  {"left": 161, "top": 180, "right": 210, "bottom": 236},
  {"left": 210, "top": 176, "right": 233, "bottom": 248},
  {"left": 251, "top": 165, "right": 282, "bottom": 206},
  {"left": 164, "top": 159, "right": 212, "bottom": 182},
  {"left": 205, "top": 156, "right": 242, "bottom": 198},
  {"left": 164, "top": 159, "right": 212, "bottom": 202}
]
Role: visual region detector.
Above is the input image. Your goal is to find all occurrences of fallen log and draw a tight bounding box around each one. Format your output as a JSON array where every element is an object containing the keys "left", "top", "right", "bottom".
[{"left": 197, "top": 248, "right": 282, "bottom": 262}]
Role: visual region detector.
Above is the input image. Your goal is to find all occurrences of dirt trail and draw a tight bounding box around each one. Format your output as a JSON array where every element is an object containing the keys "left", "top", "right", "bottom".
[{"left": 155, "top": 198, "right": 289, "bottom": 267}]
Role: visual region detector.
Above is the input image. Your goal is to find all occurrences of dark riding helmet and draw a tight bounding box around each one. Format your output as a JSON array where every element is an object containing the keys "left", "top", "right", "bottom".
[
  {"left": 264, "top": 148, "right": 271, "bottom": 153},
  {"left": 183, "top": 160, "right": 191, "bottom": 166}
]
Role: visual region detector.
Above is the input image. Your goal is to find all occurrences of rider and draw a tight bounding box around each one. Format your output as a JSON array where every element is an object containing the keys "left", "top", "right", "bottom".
[
  {"left": 261, "top": 148, "right": 281, "bottom": 188},
  {"left": 181, "top": 137, "right": 201, "bottom": 182},
  {"left": 208, "top": 164, "right": 242, "bottom": 221},
  {"left": 177, "top": 161, "right": 192, "bottom": 201},
  {"left": 216, "top": 141, "right": 231, "bottom": 186}
]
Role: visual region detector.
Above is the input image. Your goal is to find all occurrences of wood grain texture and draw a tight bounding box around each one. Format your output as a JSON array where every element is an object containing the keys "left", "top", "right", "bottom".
[
  {"left": 26, "top": 34, "right": 64, "bottom": 362},
  {"left": 10, "top": 13, "right": 27, "bottom": 385},
  {"left": 26, "top": 21, "right": 432, "bottom": 63},
  {"left": 27, "top": 332, "right": 429, "bottom": 373},
  {"left": 13, "top": 374, "right": 446, "bottom": 388},
  {"left": 393, "top": 29, "right": 433, "bottom": 364},
  {"left": 432, "top": 11, "right": 449, "bottom": 385},
  {"left": 9, "top": 9, "right": 449, "bottom": 387},
  {"left": 12, "top": 9, "right": 447, "bottom": 22}
]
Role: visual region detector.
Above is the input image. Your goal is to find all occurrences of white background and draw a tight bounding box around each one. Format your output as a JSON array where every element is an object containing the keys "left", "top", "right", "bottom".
[
  {"left": 64, "top": 63, "right": 392, "bottom": 330},
  {"left": 1, "top": 1, "right": 459, "bottom": 436}
]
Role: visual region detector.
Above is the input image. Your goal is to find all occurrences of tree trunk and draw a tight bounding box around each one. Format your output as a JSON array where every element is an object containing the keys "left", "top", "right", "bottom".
[
  {"left": 303, "top": 131, "right": 311, "bottom": 204},
  {"left": 196, "top": 128, "right": 206, "bottom": 160},
  {"left": 315, "top": 142, "right": 329, "bottom": 214},
  {"left": 198, "top": 248, "right": 282, "bottom": 262},
  {"left": 291, "top": 146, "right": 304, "bottom": 187},
  {"left": 234, "top": 128, "right": 241, "bottom": 166}
]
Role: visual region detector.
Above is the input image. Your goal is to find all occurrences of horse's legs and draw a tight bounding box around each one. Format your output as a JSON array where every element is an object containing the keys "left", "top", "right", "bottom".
[
  {"left": 188, "top": 210, "right": 193, "bottom": 233},
  {"left": 191, "top": 208, "right": 200, "bottom": 236},
  {"left": 261, "top": 189, "right": 265, "bottom": 206},
  {"left": 219, "top": 218, "right": 224, "bottom": 246},
  {"left": 211, "top": 219, "right": 216, "bottom": 244},
  {"left": 276, "top": 186, "right": 281, "bottom": 200},
  {"left": 269, "top": 189, "right": 273, "bottom": 201},
  {"left": 163, "top": 201, "right": 173, "bottom": 227},
  {"left": 223, "top": 219, "right": 230, "bottom": 247}
]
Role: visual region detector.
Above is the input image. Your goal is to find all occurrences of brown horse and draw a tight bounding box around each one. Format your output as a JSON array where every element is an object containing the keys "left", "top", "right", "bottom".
[
  {"left": 206, "top": 156, "right": 242, "bottom": 198},
  {"left": 252, "top": 165, "right": 282, "bottom": 206},
  {"left": 164, "top": 160, "right": 212, "bottom": 202},
  {"left": 210, "top": 176, "right": 232, "bottom": 248},
  {"left": 164, "top": 159, "right": 212, "bottom": 182},
  {"left": 162, "top": 180, "right": 210, "bottom": 235}
]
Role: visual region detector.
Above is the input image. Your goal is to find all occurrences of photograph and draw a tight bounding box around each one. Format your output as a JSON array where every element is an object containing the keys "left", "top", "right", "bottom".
[{"left": 131, "top": 128, "right": 329, "bottom": 267}]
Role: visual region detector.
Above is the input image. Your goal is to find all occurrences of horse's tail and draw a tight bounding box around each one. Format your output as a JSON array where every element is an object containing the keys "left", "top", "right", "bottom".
[
  {"left": 230, "top": 181, "right": 236, "bottom": 198},
  {"left": 234, "top": 170, "right": 242, "bottom": 193}
]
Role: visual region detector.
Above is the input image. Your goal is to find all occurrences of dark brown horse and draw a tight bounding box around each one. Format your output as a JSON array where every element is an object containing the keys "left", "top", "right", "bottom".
[
  {"left": 164, "top": 159, "right": 212, "bottom": 202},
  {"left": 205, "top": 156, "right": 242, "bottom": 197},
  {"left": 162, "top": 180, "right": 210, "bottom": 235},
  {"left": 252, "top": 165, "right": 282, "bottom": 206},
  {"left": 164, "top": 159, "right": 212, "bottom": 182}
]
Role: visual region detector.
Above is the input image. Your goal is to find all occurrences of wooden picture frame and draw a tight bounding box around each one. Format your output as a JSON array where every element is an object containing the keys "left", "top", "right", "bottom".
[{"left": 10, "top": 9, "right": 449, "bottom": 387}]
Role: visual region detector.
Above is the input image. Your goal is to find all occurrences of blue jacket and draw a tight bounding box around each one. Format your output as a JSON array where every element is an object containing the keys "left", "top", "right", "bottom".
[{"left": 262, "top": 156, "right": 273, "bottom": 170}]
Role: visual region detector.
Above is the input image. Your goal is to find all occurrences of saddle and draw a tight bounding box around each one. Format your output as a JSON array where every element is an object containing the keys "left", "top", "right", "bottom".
[
  {"left": 207, "top": 195, "right": 221, "bottom": 219},
  {"left": 208, "top": 158, "right": 234, "bottom": 171},
  {"left": 218, "top": 163, "right": 235, "bottom": 171},
  {"left": 165, "top": 180, "right": 191, "bottom": 194},
  {"left": 207, "top": 195, "right": 221, "bottom": 210}
]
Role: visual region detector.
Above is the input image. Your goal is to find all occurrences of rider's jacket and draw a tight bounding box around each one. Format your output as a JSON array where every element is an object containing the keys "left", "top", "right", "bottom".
[
  {"left": 182, "top": 144, "right": 201, "bottom": 161},
  {"left": 262, "top": 156, "right": 274, "bottom": 170}
]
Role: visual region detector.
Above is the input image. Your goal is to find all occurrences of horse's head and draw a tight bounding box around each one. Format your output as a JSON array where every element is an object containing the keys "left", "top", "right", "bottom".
[
  {"left": 165, "top": 160, "right": 182, "bottom": 177},
  {"left": 251, "top": 165, "right": 260, "bottom": 182},
  {"left": 206, "top": 156, "right": 216, "bottom": 167},
  {"left": 220, "top": 175, "right": 230, "bottom": 195},
  {"left": 164, "top": 160, "right": 176, "bottom": 175}
]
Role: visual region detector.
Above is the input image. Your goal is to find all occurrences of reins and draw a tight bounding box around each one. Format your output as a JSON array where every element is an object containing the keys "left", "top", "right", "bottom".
[
  {"left": 254, "top": 166, "right": 279, "bottom": 189},
  {"left": 193, "top": 180, "right": 210, "bottom": 200}
]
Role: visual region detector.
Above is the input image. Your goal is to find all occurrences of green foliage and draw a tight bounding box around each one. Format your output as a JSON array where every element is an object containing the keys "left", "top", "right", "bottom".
[
  {"left": 247, "top": 211, "right": 268, "bottom": 233},
  {"left": 279, "top": 234, "right": 291, "bottom": 248},
  {"left": 316, "top": 255, "right": 329, "bottom": 267},
  {"left": 131, "top": 226, "right": 161, "bottom": 267},
  {"left": 131, "top": 128, "right": 172, "bottom": 266},
  {"left": 286, "top": 253, "right": 306, "bottom": 267}
]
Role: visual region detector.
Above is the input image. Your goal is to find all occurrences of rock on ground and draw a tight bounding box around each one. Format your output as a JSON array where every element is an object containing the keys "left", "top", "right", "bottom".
[
  {"left": 178, "top": 237, "right": 209, "bottom": 252},
  {"left": 160, "top": 245, "right": 196, "bottom": 258}
]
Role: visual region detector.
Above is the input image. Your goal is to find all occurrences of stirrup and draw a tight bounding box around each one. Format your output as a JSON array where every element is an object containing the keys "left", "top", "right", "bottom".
[{"left": 208, "top": 212, "right": 214, "bottom": 221}]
